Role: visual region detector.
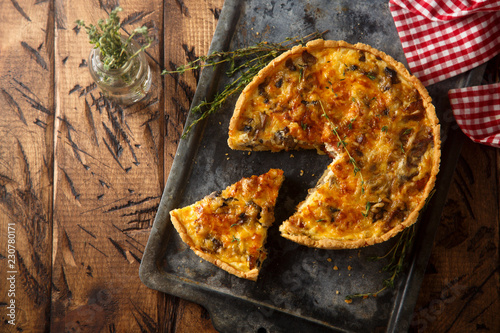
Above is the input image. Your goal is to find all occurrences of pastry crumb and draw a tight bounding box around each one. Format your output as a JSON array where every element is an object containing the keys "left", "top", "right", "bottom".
[
  {"left": 290, "top": 154, "right": 294, "bottom": 158},
  {"left": 336, "top": 290, "right": 340, "bottom": 295},
  {"left": 300, "top": 170, "right": 304, "bottom": 176},
  {"left": 348, "top": 265, "right": 352, "bottom": 271},
  {"left": 333, "top": 265, "right": 339, "bottom": 270},
  {"left": 345, "top": 299, "right": 352, "bottom": 304},
  {"left": 327, "top": 258, "right": 332, "bottom": 262}
]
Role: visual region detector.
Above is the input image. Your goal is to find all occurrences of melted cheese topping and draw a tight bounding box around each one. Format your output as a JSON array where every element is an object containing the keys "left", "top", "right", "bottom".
[
  {"left": 170, "top": 169, "right": 284, "bottom": 273},
  {"left": 229, "top": 41, "right": 439, "bottom": 244}
]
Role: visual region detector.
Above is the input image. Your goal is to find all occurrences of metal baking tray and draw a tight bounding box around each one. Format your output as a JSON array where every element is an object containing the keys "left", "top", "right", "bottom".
[{"left": 140, "top": 0, "right": 485, "bottom": 331}]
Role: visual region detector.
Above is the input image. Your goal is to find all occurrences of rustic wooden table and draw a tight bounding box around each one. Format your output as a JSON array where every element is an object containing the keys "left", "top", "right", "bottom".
[{"left": 0, "top": 1, "right": 498, "bottom": 332}]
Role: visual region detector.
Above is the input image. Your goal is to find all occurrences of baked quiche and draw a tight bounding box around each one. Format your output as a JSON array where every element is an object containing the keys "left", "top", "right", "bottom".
[
  {"left": 228, "top": 39, "right": 440, "bottom": 249},
  {"left": 169, "top": 169, "right": 284, "bottom": 280}
]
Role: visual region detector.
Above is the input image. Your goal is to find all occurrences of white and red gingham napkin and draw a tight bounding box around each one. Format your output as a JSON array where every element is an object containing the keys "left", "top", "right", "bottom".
[
  {"left": 389, "top": 0, "right": 500, "bottom": 148},
  {"left": 449, "top": 82, "right": 500, "bottom": 147}
]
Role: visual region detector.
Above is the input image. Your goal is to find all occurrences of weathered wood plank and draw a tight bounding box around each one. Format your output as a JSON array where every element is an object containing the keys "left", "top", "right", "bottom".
[
  {"left": 0, "top": 0, "right": 55, "bottom": 332},
  {"left": 411, "top": 139, "right": 500, "bottom": 332},
  {"left": 163, "top": 0, "right": 223, "bottom": 179},
  {"left": 174, "top": 301, "right": 219, "bottom": 333},
  {"left": 51, "top": 0, "right": 163, "bottom": 331},
  {"left": 160, "top": 0, "right": 223, "bottom": 331}
]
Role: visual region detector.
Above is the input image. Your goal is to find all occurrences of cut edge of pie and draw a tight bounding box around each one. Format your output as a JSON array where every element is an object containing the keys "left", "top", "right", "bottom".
[
  {"left": 169, "top": 168, "right": 285, "bottom": 280},
  {"left": 278, "top": 150, "right": 440, "bottom": 250},
  {"left": 228, "top": 39, "right": 441, "bottom": 249}
]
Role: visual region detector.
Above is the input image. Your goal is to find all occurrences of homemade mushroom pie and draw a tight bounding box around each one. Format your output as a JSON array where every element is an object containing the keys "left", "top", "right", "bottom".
[{"left": 228, "top": 40, "right": 440, "bottom": 249}]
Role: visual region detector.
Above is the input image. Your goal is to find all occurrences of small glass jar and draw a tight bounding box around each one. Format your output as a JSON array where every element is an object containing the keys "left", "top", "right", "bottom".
[{"left": 88, "top": 38, "right": 152, "bottom": 105}]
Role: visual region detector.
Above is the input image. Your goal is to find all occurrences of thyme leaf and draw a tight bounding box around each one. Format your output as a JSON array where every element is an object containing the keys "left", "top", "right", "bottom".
[
  {"left": 361, "top": 202, "right": 372, "bottom": 217},
  {"left": 298, "top": 65, "right": 305, "bottom": 82},
  {"left": 348, "top": 118, "right": 356, "bottom": 130},
  {"left": 366, "top": 73, "right": 377, "bottom": 80}
]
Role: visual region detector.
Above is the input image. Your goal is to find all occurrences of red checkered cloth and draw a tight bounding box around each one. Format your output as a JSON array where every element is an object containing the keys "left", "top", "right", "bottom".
[
  {"left": 449, "top": 82, "right": 500, "bottom": 148},
  {"left": 389, "top": 0, "right": 500, "bottom": 148}
]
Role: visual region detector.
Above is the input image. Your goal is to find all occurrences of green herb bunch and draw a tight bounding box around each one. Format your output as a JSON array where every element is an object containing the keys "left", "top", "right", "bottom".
[
  {"left": 163, "top": 31, "right": 326, "bottom": 137},
  {"left": 76, "top": 7, "right": 152, "bottom": 70}
]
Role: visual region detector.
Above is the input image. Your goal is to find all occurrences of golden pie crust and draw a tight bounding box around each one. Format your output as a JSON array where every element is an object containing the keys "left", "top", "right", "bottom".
[
  {"left": 170, "top": 169, "right": 284, "bottom": 280},
  {"left": 228, "top": 39, "right": 440, "bottom": 249}
]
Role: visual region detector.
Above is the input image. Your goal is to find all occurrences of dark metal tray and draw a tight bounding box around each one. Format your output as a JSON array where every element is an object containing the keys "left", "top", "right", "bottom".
[{"left": 139, "top": 1, "right": 485, "bottom": 331}]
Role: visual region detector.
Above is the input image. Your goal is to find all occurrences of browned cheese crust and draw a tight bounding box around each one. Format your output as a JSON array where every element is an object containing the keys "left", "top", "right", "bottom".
[
  {"left": 228, "top": 39, "right": 440, "bottom": 249},
  {"left": 170, "top": 169, "right": 284, "bottom": 280}
]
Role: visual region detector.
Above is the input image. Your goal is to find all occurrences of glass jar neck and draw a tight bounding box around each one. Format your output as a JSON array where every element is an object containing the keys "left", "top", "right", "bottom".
[{"left": 91, "top": 39, "right": 140, "bottom": 75}]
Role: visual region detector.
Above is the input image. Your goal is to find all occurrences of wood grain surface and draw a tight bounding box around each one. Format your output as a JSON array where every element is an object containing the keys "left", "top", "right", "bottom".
[{"left": 0, "top": 1, "right": 498, "bottom": 332}]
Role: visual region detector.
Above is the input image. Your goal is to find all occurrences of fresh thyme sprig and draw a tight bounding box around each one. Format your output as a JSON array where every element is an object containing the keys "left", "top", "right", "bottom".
[
  {"left": 76, "top": 7, "right": 152, "bottom": 70},
  {"left": 181, "top": 60, "right": 267, "bottom": 136},
  {"left": 163, "top": 31, "right": 327, "bottom": 137},
  {"left": 345, "top": 225, "right": 416, "bottom": 301},
  {"left": 319, "top": 100, "right": 365, "bottom": 193}
]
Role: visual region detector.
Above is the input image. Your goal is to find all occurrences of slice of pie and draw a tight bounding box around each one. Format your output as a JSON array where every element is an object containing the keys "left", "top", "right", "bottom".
[
  {"left": 169, "top": 168, "right": 284, "bottom": 280},
  {"left": 228, "top": 39, "right": 440, "bottom": 249}
]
